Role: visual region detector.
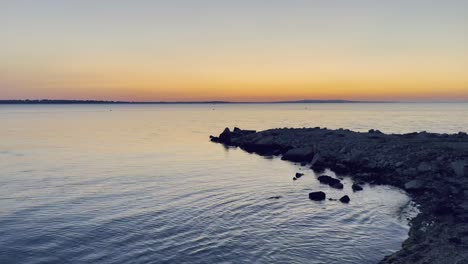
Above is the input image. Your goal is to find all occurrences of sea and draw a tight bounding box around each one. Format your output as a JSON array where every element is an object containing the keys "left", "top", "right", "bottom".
[{"left": 1, "top": 103, "right": 467, "bottom": 264}]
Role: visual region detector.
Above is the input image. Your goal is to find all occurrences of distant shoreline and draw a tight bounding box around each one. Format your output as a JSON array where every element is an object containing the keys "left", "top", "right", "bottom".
[{"left": 2, "top": 99, "right": 466, "bottom": 104}]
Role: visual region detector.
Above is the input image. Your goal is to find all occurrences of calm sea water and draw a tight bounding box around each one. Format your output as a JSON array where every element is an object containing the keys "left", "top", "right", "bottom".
[{"left": 1, "top": 103, "right": 467, "bottom": 264}]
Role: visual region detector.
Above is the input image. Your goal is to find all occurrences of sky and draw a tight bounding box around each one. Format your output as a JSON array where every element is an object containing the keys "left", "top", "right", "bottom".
[{"left": 2, "top": 0, "right": 468, "bottom": 102}]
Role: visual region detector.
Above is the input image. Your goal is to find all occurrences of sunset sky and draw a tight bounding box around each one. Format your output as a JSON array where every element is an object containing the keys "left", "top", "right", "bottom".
[{"left": 2, "top": 0, "right": 468, "bottom": 102}]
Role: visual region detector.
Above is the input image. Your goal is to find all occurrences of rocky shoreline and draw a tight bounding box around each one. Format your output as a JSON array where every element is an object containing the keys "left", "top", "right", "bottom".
[{"left": 210, "top": 127, "right": 468, "bottom": 264}]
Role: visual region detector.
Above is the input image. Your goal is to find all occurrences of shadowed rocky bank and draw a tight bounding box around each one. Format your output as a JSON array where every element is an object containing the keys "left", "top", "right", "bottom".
[{"left": 210, "top": 127, "right": 468, "bottom": 264}]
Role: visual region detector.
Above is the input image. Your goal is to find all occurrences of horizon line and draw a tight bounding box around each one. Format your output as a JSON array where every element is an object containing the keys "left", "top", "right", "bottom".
[{"left": 1, "top": 99, "right": 468, "bottom": 104}]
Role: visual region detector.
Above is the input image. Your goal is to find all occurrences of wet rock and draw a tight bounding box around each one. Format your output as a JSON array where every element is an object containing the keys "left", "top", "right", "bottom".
[
  {"left": 405, "top": 180, "right": 425, "bottom": 192},
  {"left": 309, "top": 191, "right": 326, "bottom": 201},
  {"left": 417, "top": 162, "right": 432, "bottom": 172},
  {"left": 310, "top": 153, "right": 321, "bottom": 166},
  {"left": 451, "top": 160, "right": 467, "bottom": 177},
  {"left": 317, "top": 175, "right": 340, "bottom": 185},
  {"left": 218, "top": 127, "right": 232, "bottom": 143},
  {"left": 295, "top": 173, "right": 304, "bottom": 178},
  {"left": 352, "top": 183, "right": 363, "bottom": 191},
  {"left": 282, "top": 147, "right": 314, "bottom": 162},
  {"left": 331, "top": 182, "right": 344, "bottom": 189},
  {"left": 340, "top": 195, "right": 350, "bottom": 203},
  {"left": 267, "top": 196, "right": 282, "bottom": 200}
]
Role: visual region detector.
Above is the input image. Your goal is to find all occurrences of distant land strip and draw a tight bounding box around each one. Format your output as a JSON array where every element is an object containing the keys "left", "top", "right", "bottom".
[{"left": 0, "top": 99, "right": 400, "bottom": 104}]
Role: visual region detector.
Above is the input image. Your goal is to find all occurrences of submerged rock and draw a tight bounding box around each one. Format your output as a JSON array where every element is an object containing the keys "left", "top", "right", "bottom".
[
  {"left": 340, "top": 195, "right": 350, "bottom": 203},
  {"left": 267, "top": 196, "right": 282, "bottom": 200},
  {"left": 309, "top": 191, "right": 326, "bottom": 201},
  {"left": 352, "top": 183, "right": 363, "bottom": 191}
]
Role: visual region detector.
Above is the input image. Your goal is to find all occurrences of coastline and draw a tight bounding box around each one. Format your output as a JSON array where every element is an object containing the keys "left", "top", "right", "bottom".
[{"left": 210, "top": 127, "right": 468, "bottom": 264}]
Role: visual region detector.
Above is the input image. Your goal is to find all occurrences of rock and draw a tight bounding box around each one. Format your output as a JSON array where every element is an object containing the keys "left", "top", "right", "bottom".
[
  {"left": 282, "top": 147, "right": 314, "bottom": 162},
  {"left": 451, "top": 160, "right": 467, "bottom": 177},
  {"left": 293, "top": 177, "right": 297, "bottom": 181},
  {"left": 295, "top": 173, "right": 304, "bottom": 178},
  {"left": 318, "top": 175, "right": 338, "bottom": 185},
  {"left": 309, "top": 191, "right": 326, "bottom": 201},
  {"left": 368, "top": 129, "right": 383, "bottom": 134},
  {"left": 267, "top": 196, "right": 282, "bottom": 200},
  {"left": 218, "top": 127, "right": 232, "bottom": 143},
  {"left": 352, "top": 183, "right": 363, "bottom": 191},
  {"left": 395, "top": 161, "right": 404, "bottom": 168},
  {"left": 331, "top": 182, "right": 344, "bottom": 189},
  {"left": 448, "top": 237, "right": 462, "bottom": 245},
  {"left": 433, "top": 204, "right": 455, "bottom": 215},
  {"left": 417, "top": 162, "right": 432, "bottom": 172},
  {"left": 404, "top": 180, "right": 425, "bottom": 192},
  {"left": 340, "top": 195, "right": 350, "bottom": 203}
]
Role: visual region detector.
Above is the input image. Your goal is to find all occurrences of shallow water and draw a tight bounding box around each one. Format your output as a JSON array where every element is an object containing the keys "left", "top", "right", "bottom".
[{"left": 0, "top": 103, "right": 466, "bottom": 264}]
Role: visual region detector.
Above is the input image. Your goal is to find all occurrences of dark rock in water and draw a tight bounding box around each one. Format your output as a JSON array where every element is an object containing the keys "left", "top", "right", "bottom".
[
  {"left": 295, "top": 172, "right": 304, "bottom": 178},
  {"left": 352, "top": 183, "right": 363, "bottom": 191},
  {"left": 282, "top": 147, "right": 314, "bottom": 162},
  {"left": 331, "top": 182, "right": 344, "bottom": 189},
  {"left": 218, "top": 127, "right": 232, "bottom": 143},
  {"left": 404, "top": 180, "right": 425, "bottom": 192},
  {"left": 318, "top": 175, "right": 341, "bottom": 187},
  {"left": 318, "top": 175, "right": 334, "bottom": 184},
  {"left": 268, "top": 196, "right": 282, "bottom": 200},
  {"left": 293, "top": 177, "right": 297, "bottom": 181},
  {"left": 340, "top": 195, "right": 350, "bottom": 203},
  {"left": 309, "top": 191, "right": 326, "bottom": 201}
]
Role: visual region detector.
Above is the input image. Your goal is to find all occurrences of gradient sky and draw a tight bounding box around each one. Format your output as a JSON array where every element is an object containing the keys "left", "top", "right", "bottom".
[{"left": 2, "top": 0, "right": 468, "bottom": 101}]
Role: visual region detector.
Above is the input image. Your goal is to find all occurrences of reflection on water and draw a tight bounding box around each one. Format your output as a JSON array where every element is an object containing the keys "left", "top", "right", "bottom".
[{"left": 0, "top": 103, "right": 466, "bottom": 263}]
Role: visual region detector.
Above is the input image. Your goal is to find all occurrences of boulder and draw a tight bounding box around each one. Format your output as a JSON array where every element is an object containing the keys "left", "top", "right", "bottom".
[
  {"left": 340, "top": 195, "right": 350, "bottom": 203},
  {"left": 331, "top": 182, "right": 344, "bottom": 189},
  {"left": 282, "top": 147, "right": 314, "bottom": 162},
  {"left": 318, "top": 175, "right": 337, "bottom": 185},
  {"left": 352, "top": 183, "right": 363, "bottom": 191},
  {"left": 404, "top": 180, "right": 425, "bottom": 192},
  {"left": 309, "top": 191, "right": 326, "bottom": 201},
  {"left": 451, "top": 160, "right": 467, "bottom": 177},
  {"left": 218, "top": 127, "right": 232, "bottom": 143}
]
